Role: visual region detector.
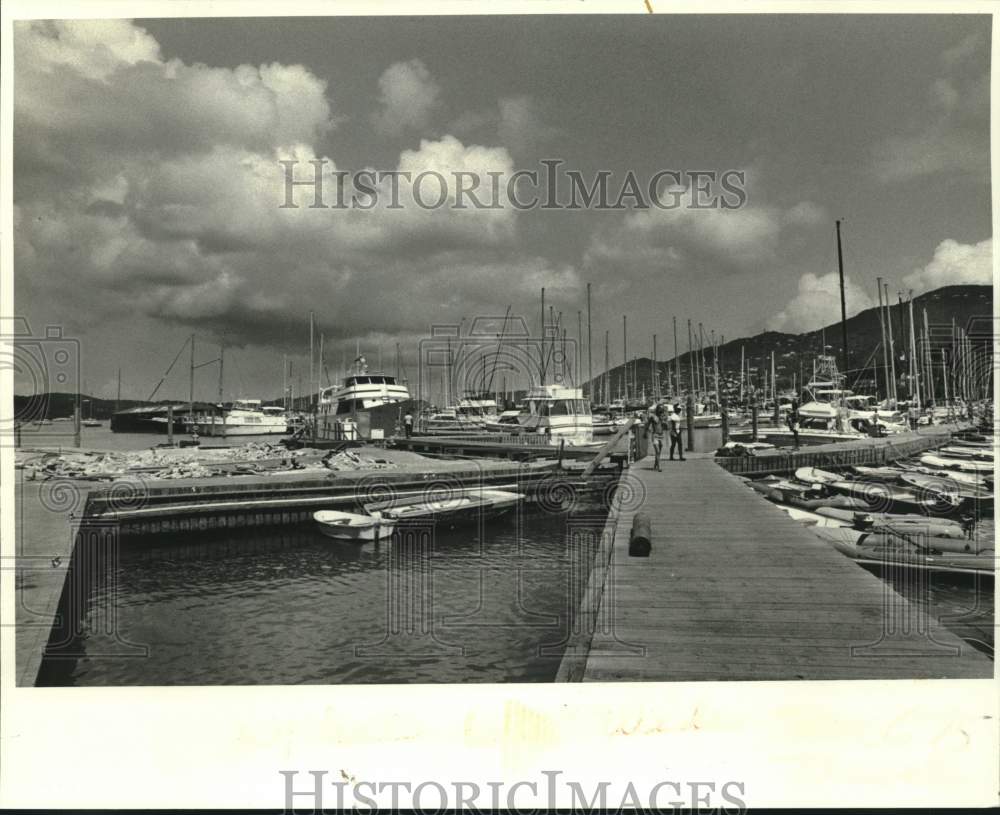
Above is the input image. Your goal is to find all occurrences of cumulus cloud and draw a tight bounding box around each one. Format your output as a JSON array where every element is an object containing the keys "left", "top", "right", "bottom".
[
  {"left": 581, "top": 195, "right": 819, "bottom": 279},
  {"left": 450, "top": 95, "right": 560, "bottom": 159},
  {"left": 13, "top": 21, "right": 549, "bottom": 351},
  {"left": 902, "top": 238, "right": 992, "bottom": 294},
  {"left": 372, "top": 59, "right": 441, "bottom": 137},
  {"left": 768, "top": 272, "right": 876, "bottom": 333},
  {"left": 872, "top": 33, "right": 988, "bottom": 183}
]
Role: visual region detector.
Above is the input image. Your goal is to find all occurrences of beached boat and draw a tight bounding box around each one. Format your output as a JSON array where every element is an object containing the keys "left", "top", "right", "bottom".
[
  {"left": 812, "top": 507, "right": 969, "bottom": 539},
  {"left": 313, "top": 510, "right": 396, "bottom": 542},
  {"left": 898, "top": 472, "right": 994, "bottom": 510},
  {"left": 777, "top": 505, "right": 851, "bottom": 527},
  {"left": 364, "top": 488, "right": 524, "bottom": 525},
  {"left": 939, "top": 446, "right": 993, "bottom": 461}
]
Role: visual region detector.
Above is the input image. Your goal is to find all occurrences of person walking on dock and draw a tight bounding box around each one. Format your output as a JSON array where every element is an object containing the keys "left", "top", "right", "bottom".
[
  {"left": 668, "top": 404, "right": 685, "bottom": 461},
  {"left": 787, "top": 399, "right": 800, "bottom": 450},
  {"left": 644, "top": 404, "right": 665, "bottom": 471},
  {"left": 403, "top": 411, "right": 414, "bottom": 438}
]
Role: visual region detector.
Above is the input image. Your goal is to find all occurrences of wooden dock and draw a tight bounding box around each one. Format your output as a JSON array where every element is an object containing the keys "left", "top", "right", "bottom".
[
  {"left": 717, "top": 427, "right": 961, "bottom": 476},
  {"left": 559, "top": 452, "right": 993, "bottom": 681}
]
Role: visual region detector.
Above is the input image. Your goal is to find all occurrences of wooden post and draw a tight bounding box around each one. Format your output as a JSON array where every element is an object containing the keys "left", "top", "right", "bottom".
[
  {"left": 751, "top": 403, "right": 759, "bottom": 443},
  {"left": 167, "top": 404, "right": 174, "bottom": 446},
  {"left": 685, "top": 393, "right": 695, "bottom": 452},
  {"left": 721, "top": 399, "right": 729, "bottom": 444},
  {"left": 73, "top": 403, "right": 81, "bottom": 448}
]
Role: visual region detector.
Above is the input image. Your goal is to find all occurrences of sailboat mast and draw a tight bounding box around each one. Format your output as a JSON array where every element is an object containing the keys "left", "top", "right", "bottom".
[
  {"left": 673, "top": 316, "right": 680, "bottom": 399},
  {"left": 885, "top": 282, "right": 898, "bottom": 405},
  {"left": 907, "top": 292, "right": 919, "bottom": 409},
  {"left": 876, "top": 277, "right": 889, "bottom": 402},
  {"left": 587, "top": 283, "right": 593, "bottom": 401},
  {"left": 652, "top": 334, "right": 657, "bottom": 397},
  {"left": 622, "top": 315, "right": 628, "bottom": 400},
  {"left": 686, "top": 319, "right": 693, "bottom": 395},
  {"left": 540, "top": 287, "right": 546, "bottom": 386},
  {"left": 115, "top": 367, "right": 121, "bottom": 413},
  {"left": 604, "top": 330, "right": 609, "bottom": 405},
  {"left": 189, "top": 333, "right": 195, "bottom": 419},
  {"left": 835, "top": 220, "right": 850, "bottom": 379},
  {"left": 218, "top": 343, "right": 224, "bottom": 404},
  {"left": 923, "top": 307, "right": 934, "bottom": 407}
]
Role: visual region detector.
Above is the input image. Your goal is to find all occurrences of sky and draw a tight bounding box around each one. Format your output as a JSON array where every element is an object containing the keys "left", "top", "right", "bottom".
[{"left": 12, "top": 14, "right": 993, "bottom": 403}]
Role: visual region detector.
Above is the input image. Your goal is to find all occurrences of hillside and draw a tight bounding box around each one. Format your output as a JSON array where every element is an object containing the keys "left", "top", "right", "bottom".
[{"left": 587, "top": 284, "right": 993, "bottom": 400}]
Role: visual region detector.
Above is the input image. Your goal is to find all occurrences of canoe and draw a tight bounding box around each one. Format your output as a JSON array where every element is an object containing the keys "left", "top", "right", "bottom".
[
  {"left": 313, "top": 510, "right": 395, "bottom": 542},
  {"left": 794, "top": 467, "right": 840, "bottom": 486},
  {"left": 919, "top": 454, "right": 994, "bottom": 473},
  {"left": 364, "top": 488, "right": 524, "bottom": 525}
]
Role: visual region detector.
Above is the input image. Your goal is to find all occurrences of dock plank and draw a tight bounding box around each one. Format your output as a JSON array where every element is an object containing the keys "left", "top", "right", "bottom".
[{"left": 570, "top": 454, "right": 993, "bottom": 682}]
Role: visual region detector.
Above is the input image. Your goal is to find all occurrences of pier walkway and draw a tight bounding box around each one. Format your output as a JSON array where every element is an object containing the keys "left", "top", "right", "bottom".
[{"left": 559, "top": 453, "right": 993, "bottom": 682}]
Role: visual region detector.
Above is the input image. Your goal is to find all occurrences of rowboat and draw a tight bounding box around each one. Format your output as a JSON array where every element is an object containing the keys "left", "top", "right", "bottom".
[
  {"left": 313, "top": 510, "right": 395, "bottom": 542},
  {"left": 364, "top": 488, "right": 524, "bottom": 526},
  {"left": 851, "top": 465, "right": 907, "bottom": 482},
  {"left": 794, "top": 467, "right": 840, "bottom": 486}
]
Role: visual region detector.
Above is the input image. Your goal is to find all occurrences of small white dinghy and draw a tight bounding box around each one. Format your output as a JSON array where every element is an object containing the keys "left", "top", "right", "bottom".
[
  {"left": 313, "top": 510, "right": 395, "bottom": 542},
  {"left": 794, "top": 466, "right": 840, "bottom": 486}
]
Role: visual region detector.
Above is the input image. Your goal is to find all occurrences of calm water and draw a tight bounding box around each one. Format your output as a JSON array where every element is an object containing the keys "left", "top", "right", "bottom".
[{"left": 41, "top": 506, "right": 610, "bottom": 685}]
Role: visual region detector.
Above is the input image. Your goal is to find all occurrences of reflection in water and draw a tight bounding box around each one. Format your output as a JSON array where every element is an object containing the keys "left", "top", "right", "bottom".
[{"left": 42, "top": 505, "right": 610, "bottom": 685}]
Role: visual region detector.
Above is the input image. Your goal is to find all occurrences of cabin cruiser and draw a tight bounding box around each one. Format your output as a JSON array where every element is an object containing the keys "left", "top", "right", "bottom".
[
  {"left": 316, "top": 355, "right": 415, "bottom": 441},
  {"left": 515, "top": 384, "right": 593, "bottom": 445},
  {"left": 421, "top": 393, "right": 500, "bottom": 434},
  {"left": 190, "top": 400, "right": 289, "bottom": 436}
]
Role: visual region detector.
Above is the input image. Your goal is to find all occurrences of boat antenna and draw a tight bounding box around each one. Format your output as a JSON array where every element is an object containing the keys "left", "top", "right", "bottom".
[{"left": 146, "top": 335, "right": 191, "bottom": 402}]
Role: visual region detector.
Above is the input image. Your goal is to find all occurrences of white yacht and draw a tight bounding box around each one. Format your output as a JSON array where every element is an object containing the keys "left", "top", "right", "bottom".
[
  {"left": 319, "top": 360, "right": 411, "bottom": 416},
  {"left": 798, "top": 356, "right": 851, "bottom": 428},
  {"left": 516, "top": 384, "right": 593, "bottom": 445},
  {"left": 191, "top": 400, "right": 289, "bottom": 436},
  {"left": 422, "top": 392, "right": 499, "bottom": 434}
]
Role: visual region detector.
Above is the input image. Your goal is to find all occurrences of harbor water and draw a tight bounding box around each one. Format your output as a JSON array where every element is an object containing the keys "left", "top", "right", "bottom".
[{"left": 39, "top": 506, "right": 611, "bottom": 685}]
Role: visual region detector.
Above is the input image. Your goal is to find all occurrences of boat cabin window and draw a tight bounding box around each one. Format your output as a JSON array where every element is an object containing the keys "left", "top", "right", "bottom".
[{"left": 355, "top": 377, "right": 371, "bottom": 385}]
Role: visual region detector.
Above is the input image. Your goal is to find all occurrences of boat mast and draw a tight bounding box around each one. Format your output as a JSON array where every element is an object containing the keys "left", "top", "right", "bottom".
[
  {"left": 218, "top": 342, "right": 224, "bottom": 404},
  {"left": 907, "top": 291, "right": 919, "bottom": 410},
  {"left": 876, "top": 277, "right": 889, "bottom": 402},
  {"left": 652, "top": 334, "right": 657, "bottom": 397},
  {"left": 189, "top": 333, "right": 195, "bottom": 420},
  {"left": 622, "top": 315, "right": 628, "bottom": 401},
  {"left": 835, "top": 220, "right": 850, "bottom": 380},
  {"left": 922, "top": 307, "right": 934, "bottom": 407},
  {"left": 540, "top": 287, "right": 546, "bottom": 386},
  {"left": 686, "top": 319, "right": 693, "bottom": 397},
  {"left": 577, "top": 310, "right": 583, "bottom": 390},
  {"left": 673, "top": 316, "right": 680, "bottom": 399},
  {"left": 884, "top": 282, "right": 898, "bottom": 406},
  {"left": 604, "top": 330, "right": 609, "bottom": 405},
  {"left": 309, "top": 311, "right": 315, "bottom": 414},
  {"left": 739, "top": 346, "right": 745, "bottom": 405},
  {"left": 586, "top": 283, "right": 593, "bottom": 401},
  {"left": 115, "top": 367, "right": 121, "bottom": 413}
]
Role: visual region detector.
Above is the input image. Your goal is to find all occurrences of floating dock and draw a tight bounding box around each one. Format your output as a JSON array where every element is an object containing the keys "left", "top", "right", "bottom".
[
  {"left": 558, "top": 452, "right": 993, "bottom": 681},
  {"left": 717, "top": 427, "right": 963, "bottom": 476},
  {"left": 14, "top": 452, "right": 615, "bottom": 685}
]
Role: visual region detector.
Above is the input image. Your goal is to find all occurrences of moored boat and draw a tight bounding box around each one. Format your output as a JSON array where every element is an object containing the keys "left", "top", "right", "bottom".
[
  {"left": 313, "top": 510, "right": 396, "bottom": 542},
  {"left": 364, "top": 488, "right": 524, "bottom": 525}
]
